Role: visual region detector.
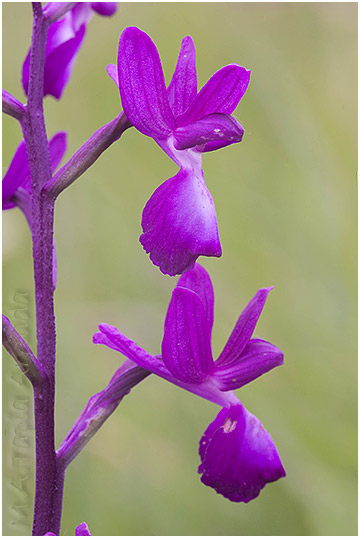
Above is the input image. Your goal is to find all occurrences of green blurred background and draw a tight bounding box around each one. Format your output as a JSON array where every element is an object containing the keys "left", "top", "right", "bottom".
[{"left": 3, "top": 2, "right": 357, "bottom": 535}]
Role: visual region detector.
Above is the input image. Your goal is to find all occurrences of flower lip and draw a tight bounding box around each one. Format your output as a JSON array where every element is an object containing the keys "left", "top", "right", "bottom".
[{"left": 198, "top": 404, "right": 286, "bottom": 502}]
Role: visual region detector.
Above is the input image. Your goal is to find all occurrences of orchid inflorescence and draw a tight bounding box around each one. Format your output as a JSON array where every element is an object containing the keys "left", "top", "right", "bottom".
[{"left": 3, "top": 3, "right": 285, "bottom": 535}]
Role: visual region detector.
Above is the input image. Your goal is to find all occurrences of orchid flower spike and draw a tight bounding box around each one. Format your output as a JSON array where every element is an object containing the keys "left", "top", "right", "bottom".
[
  {"left": 109, "top": 27, "right": 250, "bottom": 275},
  {"left": 94, "top": 264, "right": 285, "bottom": 502},
  {"left": 22, "top": 3, "right": 117, "bottom": 99}
]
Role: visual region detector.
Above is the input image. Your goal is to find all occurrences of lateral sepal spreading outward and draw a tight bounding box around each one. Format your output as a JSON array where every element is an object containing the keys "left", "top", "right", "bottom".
[
  {"left": 110, "top": 27, "right": 250, "bottom": 275},
  {"left": 94, "top": 264, "right": 285, "bottom": 502}
]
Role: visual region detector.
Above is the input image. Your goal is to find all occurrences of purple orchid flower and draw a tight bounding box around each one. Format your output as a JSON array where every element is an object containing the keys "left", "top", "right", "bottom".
[
  {"left": 94, "top": 264, "right": 285, "bottom": 502},
  {"left": 22, "top": 3, "right": 117, "bottom": 99},
  {"left": 108, "top": 27, "right": 250, "bottom": 276}
]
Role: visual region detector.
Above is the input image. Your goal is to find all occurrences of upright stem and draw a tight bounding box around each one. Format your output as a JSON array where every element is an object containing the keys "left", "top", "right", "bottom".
[{"left": 21, "top": 4, "right": 63, "bottom": 534}]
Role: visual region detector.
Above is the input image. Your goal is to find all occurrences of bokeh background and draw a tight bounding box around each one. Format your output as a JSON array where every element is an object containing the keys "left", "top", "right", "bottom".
[{"left": 3, "top": 2, "right": 357, "bottom": 536}]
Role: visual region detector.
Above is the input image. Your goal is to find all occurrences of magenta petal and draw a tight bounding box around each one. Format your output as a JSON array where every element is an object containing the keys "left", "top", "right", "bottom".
[
  {"left": 117, "top": 27, "right": 176, "bottom": 139},
  {"left": 167, "top": 36, "right": 197, "bottom": 117},
  {"left": 198, "top": 404, "right": 286, "bottom": 502},
  {"left": 22, "top": 14, "right": 87, "bottom": 99},
  {"left": 174, "top": 113, "right": 244, "bottom": 150},
  {"left": 162, "top": 287, "right": 213, "bottom": 384},
  {"left": 213, "top": 338, "right": 284, "bottom": 391},
  {"left": 49, "top": 131, "right": 67, "bottom": 172},
  {"left": 177, "top": 264, "right": 214, "bottom": 333},
  {"left": 75, "top": 522, "right": 91, "bottom": 536},
  {"left": 2, "top": 140, "right": 29, "bottom": 208},
  {"left": 140, "top": 168, "right": 221, "bottom": 276},
  {"left": 178, "top": 64, "right": 250, "bottom": 126},
  {"left": 44, "top": 25, "right": 86, "bottom": 99},
  {"left": 91, "top": 2, "right": 117, "bottom": 16},
  {"left": 216, "top": 287, "right": 273, "bottom": 367}
]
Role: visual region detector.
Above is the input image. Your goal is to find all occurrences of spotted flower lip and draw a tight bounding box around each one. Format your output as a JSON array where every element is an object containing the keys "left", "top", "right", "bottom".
[
  {"left": 93, "top": 264, "right": 285, "bottom": 502},
  {"left": 111, "top": 26, "right": 250, "bottom": 275},
  {"left": 22, "top": 3, "right": 117, "bottom": 99}
]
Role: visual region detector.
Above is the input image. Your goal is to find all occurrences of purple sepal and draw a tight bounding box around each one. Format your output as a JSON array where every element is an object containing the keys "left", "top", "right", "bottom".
[
  {"left": 177, "top": 263, "right": 214, "bottom": 333},
  {"left": 198, "top": 404, "right": 286, "bottom": 502},
  {"left": 22, "top": 12, "right": 87, "bottom": 99},
  {"left": 140, "top": 168, "right": 221, "bottom": 276},
  {"left": 167, "top": 36, "right": 197, "bottom": 117},
  {"left": 93, "top": 324, "right": 170, "bottom": 380},
  {"left": 213, "top": 338, "right": 284, "bottom": 391},
  {"left": 91, "top": 2, "right": 117, "bottom": 16},
  {"left": 173, "top": 113, "right": 244, "bottom": 150},
  {"left": 177, "top": 64, "right": 251, "bottom": 127},
  {"left": 75, "top": 522, "right": 91, "bottom": 536},
  {"left": 2, "top": 140, "right": 29, "bottom": 209},
  {"left": 3, "top": 132, "right": 67, "bottom": 209},
  {"left": 162, "top": 287, "right": 213, "bottom": 384},
  {"left": 93, "top": 323, "right": 235, "bottom": 408},
  {"left": 216, "top": 287, "right": 273, "bottom": 367},
  {"left": 117, "top": 27, "right": 175, "bottom": 139}
]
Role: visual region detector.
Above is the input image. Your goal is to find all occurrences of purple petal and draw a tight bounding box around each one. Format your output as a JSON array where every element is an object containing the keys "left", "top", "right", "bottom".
[
  {"left": 167, "top": 36, "right": 197, "bottom": 118},
  {"left": 173, "top": 113, "right": 244, "bottom": 151},
  {"left": 117, "top": 27, "right": 175, "bottom": 139},
  {"left": 49, "top": 131, "right": 67, "bottom": 171},
  {"left": 177, "top": 263, "right": 214, "bottom": 333},
  {"left": 22, "top": 14, "right": 87, "bottom": 99},
  {"left": 70, "top": 3, "right": 93, "bottom": 32},
  {"left": 162, "top": 287, "right": 213, "bottom": 384},
  {"left": 198, "top": 404, "right": 286, "bottom": 502},
  {"left": 106, "top": 63, "right": 119, "bottom": 87},
  {"left": 212, "top": 338, "right": 284, "bottom": 391},
  {"left": 140, "top": 167, "right": 221, "bottom": 276},
  {"left": 216, "top": 287, "right": 273, "bottom": 368},
  {"left": 177, "top": 64, "right": 250, "bottom": 127},
  {"left": 75, "top": 522, "right": 91, "bottom": 536},
  {"left": 2, "top": 140, "right": 29, "bottom": 208},
  {"left": 91, "top": 2, "right": 117, "bottom": 16}
]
